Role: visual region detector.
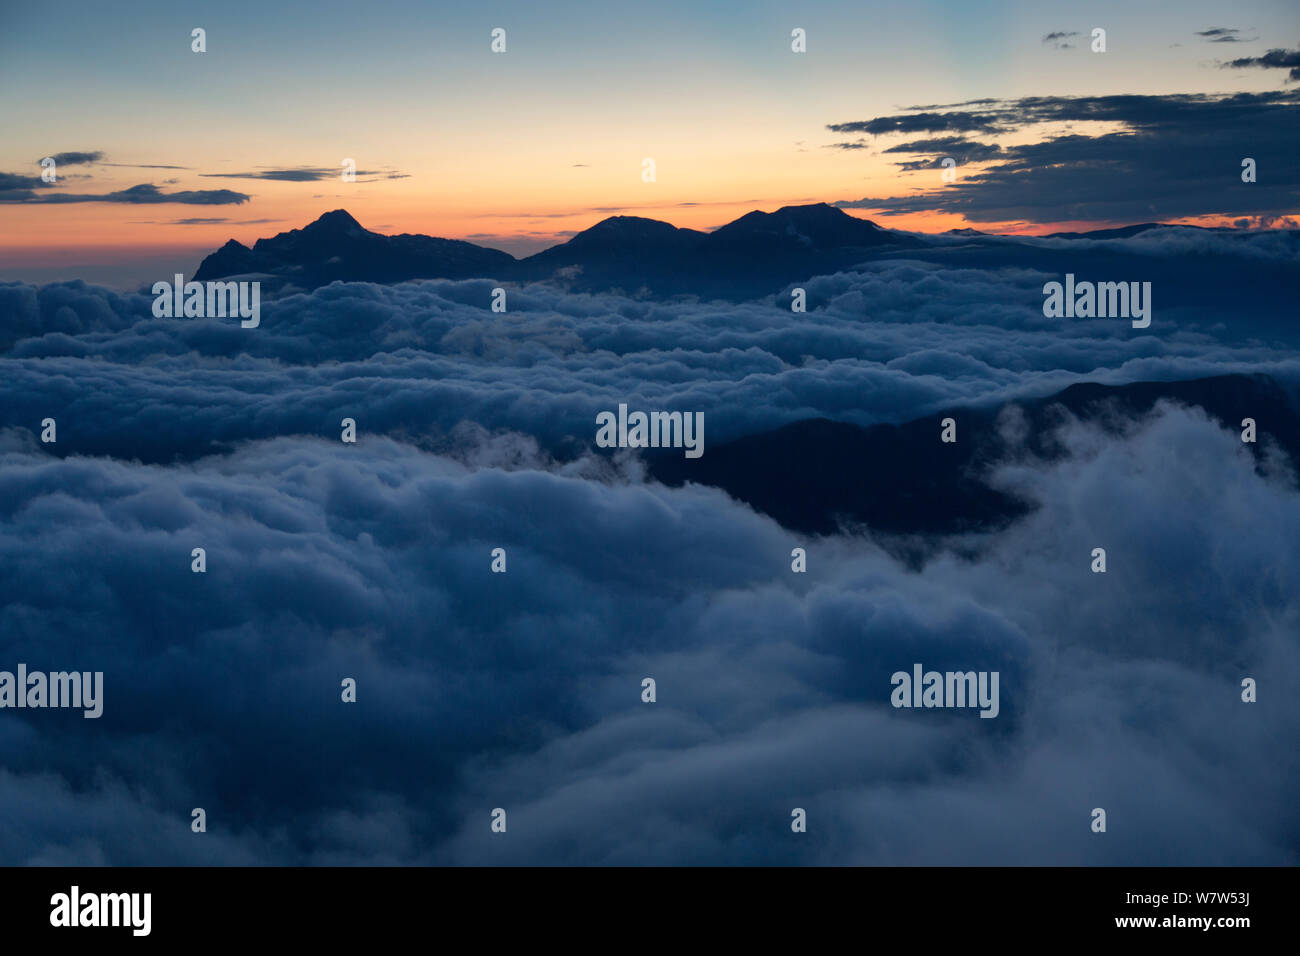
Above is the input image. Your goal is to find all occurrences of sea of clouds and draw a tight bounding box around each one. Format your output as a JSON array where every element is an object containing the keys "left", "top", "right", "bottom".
[{"left": 1, "top": 237, "right": 1296, "bottom": 864}]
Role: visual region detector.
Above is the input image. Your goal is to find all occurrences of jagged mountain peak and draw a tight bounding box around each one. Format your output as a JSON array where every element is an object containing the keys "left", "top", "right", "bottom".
[{"left": 296, "top": 209, "right": 370, "bottom": 239}]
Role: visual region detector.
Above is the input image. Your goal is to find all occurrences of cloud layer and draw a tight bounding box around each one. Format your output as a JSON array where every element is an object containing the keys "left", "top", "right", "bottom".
[
  {"left": 1, "top": 233, "right": 1297, "bottom": 864},
  {"left": 2, "top": 226, "right": 1298, "bottom": 464},
  {"left": 0, "top": 399, "right": 1295, "bottom": 864},
  {"left": 829, "top": 91, "right": 1300, "bottom": 223}
]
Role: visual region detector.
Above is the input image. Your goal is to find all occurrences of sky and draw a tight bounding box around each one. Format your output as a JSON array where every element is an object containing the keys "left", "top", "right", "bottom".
[
  {"left": 1, "top": 0, "right": 1298, "bottom": 283},
  {"left": 2, "top": 0, "right": 1297, "bottom": 866}
]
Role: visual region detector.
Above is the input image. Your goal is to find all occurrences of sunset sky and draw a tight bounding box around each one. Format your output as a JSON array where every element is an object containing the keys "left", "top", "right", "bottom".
[
  {"left": 2, "top": 0, "right": 1297, "bottom": 285},
  {"left": 3, "top": 0, "right": 1300, "bottom": 876}
]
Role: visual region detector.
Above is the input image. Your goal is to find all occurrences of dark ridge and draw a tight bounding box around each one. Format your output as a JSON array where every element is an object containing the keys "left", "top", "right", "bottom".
[
  {"left": 192, "top": 204, "right": 926, "bottom": 296},
  {"left": 194, "top": 209, "right": 515, "bottom": 288},
  {"left": 646, "top": 373, "right": 1300, "bottom": 539},
  {"left": 515, "top": 216, "right": 707, "bottom": 292}
]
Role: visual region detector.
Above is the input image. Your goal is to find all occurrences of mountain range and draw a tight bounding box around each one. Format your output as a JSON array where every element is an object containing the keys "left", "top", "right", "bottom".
[
  {"left": 193, "top": 204, "right": 923, "bottom": 297},
  {"left": 191, "top": 205, "right": 1296, "bottom": 306}
]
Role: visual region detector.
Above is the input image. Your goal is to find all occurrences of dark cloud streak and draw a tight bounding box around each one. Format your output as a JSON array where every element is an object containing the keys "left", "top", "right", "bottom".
[{"left": 829, "top": 91, "right": 1300, "bottom": 223}]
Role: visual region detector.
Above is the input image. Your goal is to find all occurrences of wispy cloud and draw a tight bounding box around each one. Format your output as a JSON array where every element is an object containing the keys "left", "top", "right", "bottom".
[
  {"left": 1196, "top": 27, "right": 1256, "bottom": 43},
  {"left": 104, "top": 163, "right": 192, "bottom": 170},
  {"left": 829, "top": 112, "right": 1000, "bottom": 135},
  {"left": 1042, "top": 30, "right": 1080, "bottom": 50},
  {"left": 830, "top": 90, "right": 1300, "bottom": 223},
  {"left": 33, "top": 151, "right": 190, "bottom": 170},
  {"left": 1222, "top": 47, "right": 1300, "bottom": 81},
  {"left": 882, "top": 136, "right": 1003, "bottom": 169},
  {"left": 36, "top": 150, "right": 104, "bottom": 166},
  {"left": 0, "top": 182, "right": 251, "bottom": 205},
  {"left": 201, "top": 166, "right": 405, "bottom": 182}
]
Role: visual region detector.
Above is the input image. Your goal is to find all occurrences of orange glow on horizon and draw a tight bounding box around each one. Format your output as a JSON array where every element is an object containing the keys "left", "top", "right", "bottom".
[{"left": 2, "top": 189, "right": 1286, "bottom": 269}]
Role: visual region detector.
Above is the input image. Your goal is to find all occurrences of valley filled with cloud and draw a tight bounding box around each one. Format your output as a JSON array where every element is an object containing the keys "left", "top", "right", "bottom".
[{"left": 2, "top": 225, "right": 1296, "bottom": 864}]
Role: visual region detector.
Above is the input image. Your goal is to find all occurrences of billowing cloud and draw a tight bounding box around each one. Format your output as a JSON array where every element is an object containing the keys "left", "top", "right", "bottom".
[
  {"left": 0, "top": 396, "right": 1294, "bottom": 864},
  {"left": 1, "top": 230, "right": 1296, "bottom": 865},
  {"left": 0, "top": 226, "right": 1296, "bottom": 461}
]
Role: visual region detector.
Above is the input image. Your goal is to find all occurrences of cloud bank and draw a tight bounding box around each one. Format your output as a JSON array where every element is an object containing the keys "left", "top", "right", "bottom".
[
  {"left": 828, "top": 91, "right": 1300, "bottom": 223},
  {"left": 1, "top": 232, "right": 1296, "bottom": 864},
  {"left": 0, "top": 400, "right": 1294, "bottom": 864}
]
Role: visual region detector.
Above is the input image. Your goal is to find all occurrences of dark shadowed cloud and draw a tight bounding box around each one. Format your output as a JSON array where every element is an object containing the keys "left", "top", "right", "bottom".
[
  {"left": 881, "top": 137, "right": 1003, "bottom": 169},
  {"left": 1223, "top": 47, "right": 1300, "bottom": 81},
  {"left": 32, "top": 152, "right": 189, "bottom": 171},
  {"left": 201, "top": 167, "right": 396, "bottom": 182},
  {"left": 126, "top": 218, "right": 287, "bottom": 227},
  {"left": 1041, "top": 30, "right": 1080, "bottom": 49},
  {"left": 0, "top": 182, "right": 250, "bottom": 206},
  {"left": 831, "top": 91, "right": 1300, "bottom": 223},
  {"left": 103, "top": 163, "right": 192, "bottom": 170},
  {"left": 828, "top": 112, "right": 1000, "bottom": 135},
  {"left": 0, "top": 172, "right": 48, "bottom": 196},
  {"left": 1196, "top": 27, "right": 1256, "bottom": 43},
  {"left": 38, "top": 151, "right": 104, "bottom": 166}
]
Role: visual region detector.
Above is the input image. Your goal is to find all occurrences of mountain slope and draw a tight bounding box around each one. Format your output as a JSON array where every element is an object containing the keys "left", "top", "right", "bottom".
[
  {"left": 515, "top": 216, "right": 707, "bottom": 291},
  {"left": 192, "top": 205, "right": 925, "bottom": 296},
  {"left": 194, "top": 210, "right": 516, "bottom": 288},
  {"left": 646, "top": 373, "right": 1300, "bottom": 542}
]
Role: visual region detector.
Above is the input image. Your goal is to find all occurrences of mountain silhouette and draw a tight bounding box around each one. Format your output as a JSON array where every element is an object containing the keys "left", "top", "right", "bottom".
[
  {"left": 191, "top": 206, "right": 1291, "bottom": 307},
  {"left": 514, "top": 215, "right": 707, "bottom": 292},
  {"left": 646, "top": 373, "right": 1300, "bottom": 551},
  {"left": 1043, "top": 222, "right": 1226, "bottom": 240},
  {"left": 704, "top": 202, "right": 899, "bottom": 250},
  {"left": 194, "top": 209, "right": 515, "bottom": 288},
  {"left": 193, "top": 204, "right": 924, "bottom": 296},
  {"left": 675, "top": 203, "right": 923, "bottom": 296}
]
